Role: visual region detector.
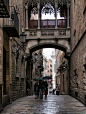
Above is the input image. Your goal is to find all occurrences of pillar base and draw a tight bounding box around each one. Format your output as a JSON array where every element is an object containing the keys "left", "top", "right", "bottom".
[
  {"left": 25, "top": 27, "right": 28, "bottom": 29},
  {"left": 67, "top": 27, "right": 70, "bottom": 28},
  {"left": 37, "top": 27, "right": 40, "bottom": 29}
]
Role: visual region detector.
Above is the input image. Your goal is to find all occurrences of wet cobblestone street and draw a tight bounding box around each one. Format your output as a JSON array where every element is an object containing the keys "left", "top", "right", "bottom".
[{"left": 1, "top": 95, "right": 86, "bottom": 114}]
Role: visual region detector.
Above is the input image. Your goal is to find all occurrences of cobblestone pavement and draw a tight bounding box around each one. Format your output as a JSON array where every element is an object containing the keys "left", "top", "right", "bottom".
[{"left": 1, "top": 95, "right": 86, "bottom": 114}]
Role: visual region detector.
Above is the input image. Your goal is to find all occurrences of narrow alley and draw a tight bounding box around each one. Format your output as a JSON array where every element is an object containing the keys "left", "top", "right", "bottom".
[
  {"left": 0, "top": 0, "right": 86, "bottom": 113},
  {"left": 1, "top": 95, "right": 86, "bottom": 114}
]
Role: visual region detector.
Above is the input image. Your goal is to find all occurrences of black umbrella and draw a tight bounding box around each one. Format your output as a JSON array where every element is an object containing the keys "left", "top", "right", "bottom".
[{"left": 42, "top": 76, "right": 52, "bottom": 80}]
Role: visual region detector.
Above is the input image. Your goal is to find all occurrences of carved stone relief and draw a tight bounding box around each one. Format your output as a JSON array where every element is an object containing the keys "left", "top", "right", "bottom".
[
  {"left": 29, "top": 31, "right": 37, "bottom": 36},
  {"left": 41, "top": 31, "right": 54, "bottom": 36},
  {"left": 59, "top": 30, "right": 66, "bottom": 35}
]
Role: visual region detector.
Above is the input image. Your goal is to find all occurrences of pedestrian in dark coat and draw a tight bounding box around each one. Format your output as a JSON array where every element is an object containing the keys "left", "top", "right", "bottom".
[
  {"left": 26, "top": 79, "right": 30, "bottom": 95},
  {"left": 34, "top": 81, "right": 39, "bottom": 99},
  {"left": 39, "top": 80, "right": 44, "bottom": 99},
  {"left": 44, "top": 81, "right": 48, "bottom": 97},
  {"left": 56, "top": 84, "right": 60, "bottom": 95}
]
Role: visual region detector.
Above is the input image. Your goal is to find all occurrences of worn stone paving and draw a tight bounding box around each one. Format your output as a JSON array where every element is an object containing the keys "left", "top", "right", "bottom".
[{"left": 1, "top": 95, "right": 86, "bottom": 114}]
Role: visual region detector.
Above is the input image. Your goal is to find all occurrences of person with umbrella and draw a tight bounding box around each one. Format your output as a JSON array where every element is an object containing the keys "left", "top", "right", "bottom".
[
  {"left": 44, "top": 81, "right": 48, "bottom": 97},
  {"left": 39, "top": 80, "right": 44, "bottom": 99},
  {"left": 34, "top": 81, "right": 39, "bottom": 99}
]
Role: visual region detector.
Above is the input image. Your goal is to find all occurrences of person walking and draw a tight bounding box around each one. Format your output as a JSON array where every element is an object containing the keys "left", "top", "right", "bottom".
[
  {"left": 34, "top": 81, "right": 39, "bottom": 99},
  {"left": 44, "top": 81, "right": 48, "bottom": 97},
  {"left": 39, "top": 80, "right": 44, "bottom": 99},
  {"left": 56, "top": 84, "right": 60, "bottom": 95},
  {"left": 26, "top": 79, "right": 30, "bottom": 95}
]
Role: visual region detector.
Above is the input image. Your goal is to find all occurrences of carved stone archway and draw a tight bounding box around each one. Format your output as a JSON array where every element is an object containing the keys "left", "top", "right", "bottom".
[{"left": 25, "top": 38, "right": 70, "bottom": 58}]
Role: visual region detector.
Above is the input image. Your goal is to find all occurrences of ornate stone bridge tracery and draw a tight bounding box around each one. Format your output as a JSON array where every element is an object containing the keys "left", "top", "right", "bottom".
[{"left": 24, "top": 0, "right": 70, "bottom": 58}]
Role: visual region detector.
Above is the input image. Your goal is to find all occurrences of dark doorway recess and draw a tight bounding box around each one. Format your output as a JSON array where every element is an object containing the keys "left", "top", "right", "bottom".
[
  {"left": 75, "top": 92, "right": 78, "bottom": 99},
  {"left": 85, "top": 95, "right": 86, "bottom": 107}
]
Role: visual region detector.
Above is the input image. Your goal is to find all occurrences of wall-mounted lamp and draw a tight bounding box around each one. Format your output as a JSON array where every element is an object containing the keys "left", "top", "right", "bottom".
[
  {"left": 20, "top": 32, "right": 27, "bottom": 48},
  {"left": 29, "top": 53, "right": 38, "bottom": 64}
]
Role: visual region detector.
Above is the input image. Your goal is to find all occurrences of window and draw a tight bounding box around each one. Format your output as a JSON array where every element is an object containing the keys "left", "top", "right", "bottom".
[
  {"left": 50, "top": 69, "right": 52, "bottom": 72},
  {"left": 50, "top": 64, "right": 52, "bottom": 67}
]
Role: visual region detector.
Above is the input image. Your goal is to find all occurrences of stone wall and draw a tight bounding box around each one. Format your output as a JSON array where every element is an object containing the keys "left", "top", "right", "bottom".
[
  {"left": 0, "top": 24, "right": 3, "bottom": 110},
  {"left": 0, "top": 0, "right": 27, "bottom": 107},
  {"left": 70, "top": 0, "right": 86, "bottom": 105},
  {"left": 59, "top": 52, "right": 69, "bottom": 95},
  {"left": 10, "top": 38, "right": 26, "bottom": 101},
  {"left": 0, "top": 26, "right": 3, "bottom": 84},
  {"left": 9, "top": 0, "right": 26, "bottom": 101}
]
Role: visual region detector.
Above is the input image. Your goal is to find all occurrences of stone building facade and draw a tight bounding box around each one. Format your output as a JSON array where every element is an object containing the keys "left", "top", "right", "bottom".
[
  {"left": 70, "top": 0, "right": 86, "bottom": 105},
  {"left": 55, "top": 49, "right": 69, "bottom": 95},
  {"left": 0, "top": 0, "right": 86, "bottom": 111},
  {"left": 31, "top": 49, "right": 43, "bottom": 93},
  {"left": 0, "top": 0, "right": 27, "bottom": 111},
  {"left": 48, "top": 59, "right": 52, "bottom": 78},
  {"left": 43, "top": 56, "right": 47, "bottom": 77},
  {"left": 59, "top": 51, "right": 69, "bottom": 95},
  {"left": 51, "top": 51, "right": 56, "bottom": 89}
]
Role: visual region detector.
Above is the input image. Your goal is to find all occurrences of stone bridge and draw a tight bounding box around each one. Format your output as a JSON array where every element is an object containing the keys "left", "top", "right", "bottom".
[
  {"left": 24, "top": 0, "right": 70, "bottom": 57},
  {"left": 25, "top": 28, "right": 70, "bottom": 56}
]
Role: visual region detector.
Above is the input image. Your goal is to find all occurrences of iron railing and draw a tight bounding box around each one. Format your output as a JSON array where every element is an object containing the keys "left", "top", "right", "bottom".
[
  {"left": 41, "top": 20, "right": 55, "bottom": 28},
  {"left": 28, "top": 19, "right": 67, "bottom": 29},
  {"left": 28, "top": 20, "right": 38, "bottom": 29},
  {"left": 57, "top": 19, "right": 67, "bottom": 28}
]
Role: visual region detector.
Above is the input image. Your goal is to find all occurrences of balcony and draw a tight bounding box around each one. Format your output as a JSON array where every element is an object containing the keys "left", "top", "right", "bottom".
[
  {"left": 28, "top": 19, "right": 67, "bottom": 29},
  {"left": 0, "top": 0, "right": 9, "bottom": 18},
  {"left": 3, "top": 6, "right": 19, "bottom": 37},
  {"left": 25, "top": 19, "right": 70, "bottom": 40}
]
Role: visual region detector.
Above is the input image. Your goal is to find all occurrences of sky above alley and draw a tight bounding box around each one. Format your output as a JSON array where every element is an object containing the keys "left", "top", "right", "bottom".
[{"left": 43, "top": 48, "right": 55, "bottom": 59}]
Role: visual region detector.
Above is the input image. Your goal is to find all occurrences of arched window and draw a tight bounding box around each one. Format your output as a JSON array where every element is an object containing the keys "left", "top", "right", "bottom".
[{"left": 30, "top": 7, "right": 38, "bottom": 20}]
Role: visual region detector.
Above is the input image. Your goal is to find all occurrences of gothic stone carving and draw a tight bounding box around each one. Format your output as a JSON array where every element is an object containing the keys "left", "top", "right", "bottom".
[
  {"left": 41, "top": 31, "right": 54, "bottom": 36},
  {"left": 59, "top": 30, "right": 66, "bottom": 35},
  {"left": 29, "top": 31, "right": 37, "bottom": 36}
]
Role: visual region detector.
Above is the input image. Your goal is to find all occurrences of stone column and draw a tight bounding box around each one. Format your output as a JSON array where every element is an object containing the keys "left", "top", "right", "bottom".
[
  {"left": 67, "top": 5, "right": 70, "bottom": 28},
  {"left": 55, "top": 3, "right": 58, "bottom": 28},
  {"left": 25, "top": 4, "right": 28, "bottom": 29},
  {"left": 37, "top": 1, "right": 40, "bottom": 29}
]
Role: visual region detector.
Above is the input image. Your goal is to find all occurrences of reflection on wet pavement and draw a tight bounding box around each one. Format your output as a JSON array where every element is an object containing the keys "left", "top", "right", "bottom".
[{"left": 1, "top": 95, "right": 86, "bottom": 114}]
